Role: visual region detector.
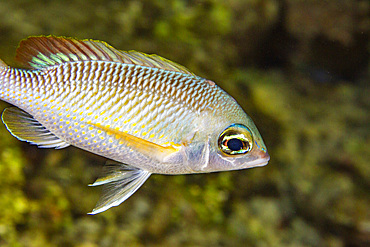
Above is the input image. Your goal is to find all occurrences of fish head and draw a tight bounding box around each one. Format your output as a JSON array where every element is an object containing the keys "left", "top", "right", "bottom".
[{"left": 187, "top": 104, "right": 269, "bottom": 173}]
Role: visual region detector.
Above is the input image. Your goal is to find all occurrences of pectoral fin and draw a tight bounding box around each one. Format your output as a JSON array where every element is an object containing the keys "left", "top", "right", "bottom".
[
  {"left": 89, "top": 123, "right": 180, "bottom": 162},
  {"left": 2, "top": 107, "right": 70, "bottom": 149},
  {"left": 88, "top": 162, "right": 151, "bottom": 214}
]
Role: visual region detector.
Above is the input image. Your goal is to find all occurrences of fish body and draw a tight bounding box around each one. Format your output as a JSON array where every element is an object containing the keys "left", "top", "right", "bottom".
[{"left": 0, "top": 36, "right": 269, "bottom": 213}]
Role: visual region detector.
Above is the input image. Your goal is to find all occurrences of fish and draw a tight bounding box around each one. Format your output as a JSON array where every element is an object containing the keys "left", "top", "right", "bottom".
[{"left": 0, "top": 36, "right": 269, "bottom": 214}]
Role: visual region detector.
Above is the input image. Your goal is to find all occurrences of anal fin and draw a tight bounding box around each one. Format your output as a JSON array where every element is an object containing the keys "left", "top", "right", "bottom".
[
  {"left": 88, "top": 162, "right": 151, "bottom": 214},
  {"left": 1, "top": 107, "right": 70, "bottom": 149}
]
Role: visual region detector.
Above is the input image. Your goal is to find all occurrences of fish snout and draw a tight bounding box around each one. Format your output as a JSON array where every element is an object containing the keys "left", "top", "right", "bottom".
[
  {"left": 239, "top": 148, "right": 270, "bottom": 169},
  {"left": 257, "top": 149, "right": 270, "bottom": 163}
]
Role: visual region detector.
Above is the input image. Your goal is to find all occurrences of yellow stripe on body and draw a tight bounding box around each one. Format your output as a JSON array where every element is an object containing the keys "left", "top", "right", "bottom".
[{"left": 88, "top": 122, "right": 181, "bottom": 162}]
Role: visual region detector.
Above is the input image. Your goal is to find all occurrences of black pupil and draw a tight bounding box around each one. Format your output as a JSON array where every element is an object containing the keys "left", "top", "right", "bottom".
[{"left": 227, "top": 138, "right": 244, "bottom": 151}]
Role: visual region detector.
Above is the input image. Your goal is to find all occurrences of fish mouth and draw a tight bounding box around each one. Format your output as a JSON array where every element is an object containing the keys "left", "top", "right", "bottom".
[{"left": 242, "top": 149, "right": 270, "bottom": 169}]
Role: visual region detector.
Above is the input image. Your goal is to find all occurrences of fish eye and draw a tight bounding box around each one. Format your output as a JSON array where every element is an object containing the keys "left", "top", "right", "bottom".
[{"left": 218, "top": 124, "right": 253, "bottom": 155}]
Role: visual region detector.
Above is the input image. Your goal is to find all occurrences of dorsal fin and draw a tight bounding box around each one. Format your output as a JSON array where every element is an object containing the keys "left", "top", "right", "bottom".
[{"left": 15, "top": 35, "right": 194, "bottom": 75}]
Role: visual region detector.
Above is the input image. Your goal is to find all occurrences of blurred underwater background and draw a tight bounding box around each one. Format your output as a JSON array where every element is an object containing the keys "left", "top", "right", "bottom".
[{"left": 0, "top": 0, "right": 368, "bottom": 246}]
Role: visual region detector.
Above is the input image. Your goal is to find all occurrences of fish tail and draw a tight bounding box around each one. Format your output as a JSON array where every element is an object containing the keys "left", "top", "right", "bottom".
[
  {"left": 0, "top": 59, "right": 9, "bottom": 101},
  {"left": 0, "top": 58, "right": 7, "bottom": 68},
  {"left": 0, "top": 59, "right": 8, "bottom": 89}
]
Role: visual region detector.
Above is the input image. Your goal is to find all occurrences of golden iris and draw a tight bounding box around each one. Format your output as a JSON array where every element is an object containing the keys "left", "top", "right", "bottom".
[{"left": 218, "top": 124, "right": 253, "bottom": 155}]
